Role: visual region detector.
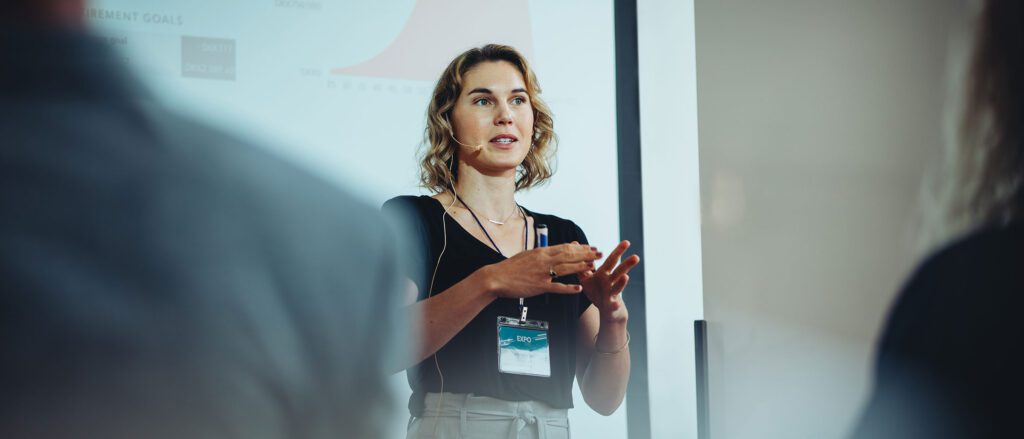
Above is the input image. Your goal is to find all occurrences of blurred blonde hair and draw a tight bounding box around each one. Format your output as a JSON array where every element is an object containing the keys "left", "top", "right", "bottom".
[
  {"left": 951, "top": 0, "right": 1024, "bottom": 229},
  {"left": 419, "top": 44, "right": 556, "bottom": 193},
  {"left": 919, "top": 0, "right": 1024, "bottom": 250}
]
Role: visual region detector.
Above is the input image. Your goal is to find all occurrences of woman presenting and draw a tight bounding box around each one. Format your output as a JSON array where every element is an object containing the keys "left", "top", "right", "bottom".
[{"left": 384, "top": 44, "right": 639, "bottom": 439}]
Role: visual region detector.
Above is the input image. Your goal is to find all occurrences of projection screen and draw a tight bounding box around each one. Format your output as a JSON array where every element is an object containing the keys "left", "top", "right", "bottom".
[{"left": 86, "top": 0, "right": 624, "bottom": 437}]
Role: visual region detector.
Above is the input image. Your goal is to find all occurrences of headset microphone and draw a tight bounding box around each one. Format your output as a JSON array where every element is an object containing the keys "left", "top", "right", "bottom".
[
  {"left": 445, "top": 114, "right": 486, "bottom": 152},
  {"left": 449, "top": 133, "right": 486, "bottom": 153}
]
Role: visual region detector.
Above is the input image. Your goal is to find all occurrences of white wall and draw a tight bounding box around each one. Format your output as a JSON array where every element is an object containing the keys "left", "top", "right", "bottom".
[
  {"left": 694, "top": 1, "right": 962, "bottom": 438},
  {"left": 637, "top": 0, "right": 704, "bottom": 438}
]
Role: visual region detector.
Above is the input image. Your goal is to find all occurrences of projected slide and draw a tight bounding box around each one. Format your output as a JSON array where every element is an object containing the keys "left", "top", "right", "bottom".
[
  {"left": 336, "top": 0, "right": 533, "bottom": 80},
  {"left": 86, "top": 0, "right": 532, "bottom": 84}
]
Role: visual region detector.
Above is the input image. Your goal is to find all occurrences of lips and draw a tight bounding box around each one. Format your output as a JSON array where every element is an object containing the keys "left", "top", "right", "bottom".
[{"left": 490, "top": 134, "right": 519, "bottom": 148}]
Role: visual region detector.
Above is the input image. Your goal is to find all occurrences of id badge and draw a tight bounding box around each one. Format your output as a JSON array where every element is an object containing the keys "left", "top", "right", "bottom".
[{"left": 497, "top": 316, "right": 551, "bottom": 377}]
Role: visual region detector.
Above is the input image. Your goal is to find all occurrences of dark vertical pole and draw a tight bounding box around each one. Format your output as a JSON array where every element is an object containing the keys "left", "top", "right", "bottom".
[
  {"left": 614, "top": 1, "right": 650, "bottom": 438},
  {"left": 695, "top": 320, "right": 710, "bottom": 439}
]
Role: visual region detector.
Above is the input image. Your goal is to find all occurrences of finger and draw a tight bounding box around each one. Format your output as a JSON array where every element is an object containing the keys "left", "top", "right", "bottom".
[
  {"left": 548, "top": 283, "right": 583, "bottom": 295},
  {"left": 568, "top": 241, "right": 588, "bottom": 259},
  {"left": 597, "top": 240, "right": 630, "bottom": 274},
  {"left": 608, "top": 254, "right": 640, "bottom": 283},
  {"left": 552, "top": 245, "right": 601, "bottom": 263},
  {"left": 546, "top": 243, "right": 578, "bottom": 256},
  {"left": 552, "top": 261, "right": 594, "bottom": 277},
  {"left": 577, "top": 269, "right": 595, "bottom": 282},
  {"left": 550, "top": 242, "right": 598, "bottom": 255},
  {"left": 610, "top": 274, "right": 629, "bottom": 295}
]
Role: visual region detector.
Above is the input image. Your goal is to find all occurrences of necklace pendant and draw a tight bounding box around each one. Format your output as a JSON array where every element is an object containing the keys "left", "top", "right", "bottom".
[{"left": 487, "top": 219, "right": 505, "bottom": 225}]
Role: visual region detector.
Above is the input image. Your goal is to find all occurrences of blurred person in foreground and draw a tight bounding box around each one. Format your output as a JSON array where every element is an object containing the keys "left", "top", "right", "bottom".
[
  {"left": 0, "top": 1, "right": 407, "bottom": 438},
  {"left": 852, "top": 1, "right": 1024, "bottom": 437}
]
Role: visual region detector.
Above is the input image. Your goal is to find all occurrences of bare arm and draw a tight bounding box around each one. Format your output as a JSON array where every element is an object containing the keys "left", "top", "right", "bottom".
[
  {"left": 405, "top": 268, "right": 495, "bottom": 365},
  {"left": 575, "top": 240, "right": 640, "bottom": 415},
  {"left": 577, "top": 305, "right": 631, "bottom": 416}
]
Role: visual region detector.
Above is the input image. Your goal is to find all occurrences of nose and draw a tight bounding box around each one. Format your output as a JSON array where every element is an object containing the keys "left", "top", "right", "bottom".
[{"left": 495, "top": 103, "right": 513, "bottom": 126}]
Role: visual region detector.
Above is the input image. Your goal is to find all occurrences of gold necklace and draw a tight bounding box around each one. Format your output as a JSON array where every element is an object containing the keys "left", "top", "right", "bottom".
[{"left": 486, "top": 204, "right": 520, "bottom": 225}]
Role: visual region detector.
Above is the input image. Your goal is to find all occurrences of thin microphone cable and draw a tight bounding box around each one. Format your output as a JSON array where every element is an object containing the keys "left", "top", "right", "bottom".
[
  {"left": 421, "top": 125, "right": 501, "bottom": 436},
  {"left": 421, "top": 151, "right": 458, "bottom": 438}
]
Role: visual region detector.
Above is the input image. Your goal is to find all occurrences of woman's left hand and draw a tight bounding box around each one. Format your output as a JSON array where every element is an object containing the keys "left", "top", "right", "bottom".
[{"left": 578, "top": 240, "right": 640, "bottom": 323}]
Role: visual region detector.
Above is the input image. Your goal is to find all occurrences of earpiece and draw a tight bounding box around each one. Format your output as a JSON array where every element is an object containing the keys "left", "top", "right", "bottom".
[
  {"left": 445, "top": 113, "right": 485, "bottom": 153},
  {"left": 449, "top": 133, "right": 485, "bottom": 153}
]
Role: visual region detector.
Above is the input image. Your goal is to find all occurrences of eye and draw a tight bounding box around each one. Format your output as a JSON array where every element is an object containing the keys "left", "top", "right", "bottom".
[
  {"left": 511, "top": 96, "right": 527, "bottom": 105},
  {"left": 473, "top": 98, "right": 491, "bottom": 106}
]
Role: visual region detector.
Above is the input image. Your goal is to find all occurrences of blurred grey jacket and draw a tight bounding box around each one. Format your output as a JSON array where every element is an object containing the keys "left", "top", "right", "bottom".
[{"left": 0, "top": 27, "right": 406, "bottom": 439}]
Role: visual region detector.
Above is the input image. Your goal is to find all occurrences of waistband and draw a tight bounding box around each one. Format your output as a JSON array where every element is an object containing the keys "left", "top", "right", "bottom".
[{"left": 418, "top": 392, "right": 569, "bottom": 439}]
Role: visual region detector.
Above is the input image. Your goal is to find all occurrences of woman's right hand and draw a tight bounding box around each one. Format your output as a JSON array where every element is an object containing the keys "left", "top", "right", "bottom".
[{"left": 481, "top": 242, "right": 602, "bottom": 299}]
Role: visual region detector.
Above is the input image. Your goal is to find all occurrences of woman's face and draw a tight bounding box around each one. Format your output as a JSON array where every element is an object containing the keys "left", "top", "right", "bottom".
[{"left": 449, "top": 60, "right": 535, "bottom": 176}]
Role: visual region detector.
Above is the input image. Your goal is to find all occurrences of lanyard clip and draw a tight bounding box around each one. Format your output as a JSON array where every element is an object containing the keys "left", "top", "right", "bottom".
[{"left": 520, "top": 305, "right": 529, "bottom": 322}]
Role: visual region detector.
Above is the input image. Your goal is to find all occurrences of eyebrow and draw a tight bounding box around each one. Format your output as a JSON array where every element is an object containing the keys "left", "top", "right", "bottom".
[{"left": 467, "top": 87, "right": 528, "bottom": 95}]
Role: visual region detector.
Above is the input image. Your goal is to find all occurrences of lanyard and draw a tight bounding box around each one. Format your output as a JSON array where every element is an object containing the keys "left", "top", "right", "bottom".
[
  {"left": 455, "top": 195, "right": 526, "bottom": 257},
  {"left": 455, "top": 195, "right": 531, "bottom": 321}
]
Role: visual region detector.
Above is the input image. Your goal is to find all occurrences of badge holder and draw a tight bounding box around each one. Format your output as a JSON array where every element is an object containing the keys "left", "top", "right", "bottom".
[
  {"left": 496, "top": 315, "right": 551, "bottom": 377},
  {"left": 496, "top": 223, "right": 551, "bottom": 377}
]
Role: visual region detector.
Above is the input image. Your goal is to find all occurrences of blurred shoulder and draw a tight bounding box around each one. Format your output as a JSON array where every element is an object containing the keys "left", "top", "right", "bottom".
[
  {"left": 149, "top": 109, "right": 393, "bottom": 251},
  {"left": 882, "top": 221, "right": 1024, "bottom": 347},
  {"left": 156, "top": 111, "right": 338, "bottom": 194},
  {"left": 903, "top": 221, "right": 1024, "bottom": 294},
  {"left": 382, "top": 195, "right": 435, "bottom": 214}
]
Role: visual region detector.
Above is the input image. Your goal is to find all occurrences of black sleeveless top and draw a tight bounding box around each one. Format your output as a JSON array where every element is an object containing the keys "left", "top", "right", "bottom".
[{"left": 382, "top": 195, "right": 593, "bottom": 416}]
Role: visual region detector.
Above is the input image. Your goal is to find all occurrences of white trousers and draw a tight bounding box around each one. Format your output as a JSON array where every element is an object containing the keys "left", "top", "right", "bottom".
[{"left": 407, "top": 393, "right": 571, "bottom": 439}]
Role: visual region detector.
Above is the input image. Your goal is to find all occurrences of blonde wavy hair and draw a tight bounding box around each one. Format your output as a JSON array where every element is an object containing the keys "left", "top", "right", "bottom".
[{"left": 419, "top": 44, "right": 556, "bottom": 193}]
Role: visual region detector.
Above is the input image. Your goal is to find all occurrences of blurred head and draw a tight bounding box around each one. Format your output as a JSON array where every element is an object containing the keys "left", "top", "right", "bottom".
[
  {"left": 420, "top": 44, "right": 556, "bottom": 193},
  {"left": 955, "top": 0, "right": 1024, "bottom": 227},
  {"left": 2, "top": 0, "right": 85, "bottom": 27}
]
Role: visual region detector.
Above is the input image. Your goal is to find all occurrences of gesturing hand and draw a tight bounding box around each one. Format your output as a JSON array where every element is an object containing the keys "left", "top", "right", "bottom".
[
  {"left": 484, "top": 242, "right": 602, "bottom": 299},
  {"left": 579, "top": 240, "right": 640, "bottom": 322}
]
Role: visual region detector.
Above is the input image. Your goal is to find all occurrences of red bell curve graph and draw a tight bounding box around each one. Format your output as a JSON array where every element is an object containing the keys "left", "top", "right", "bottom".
[{"left": 332, "top": 0, "right": 534, "bottom": 81}]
